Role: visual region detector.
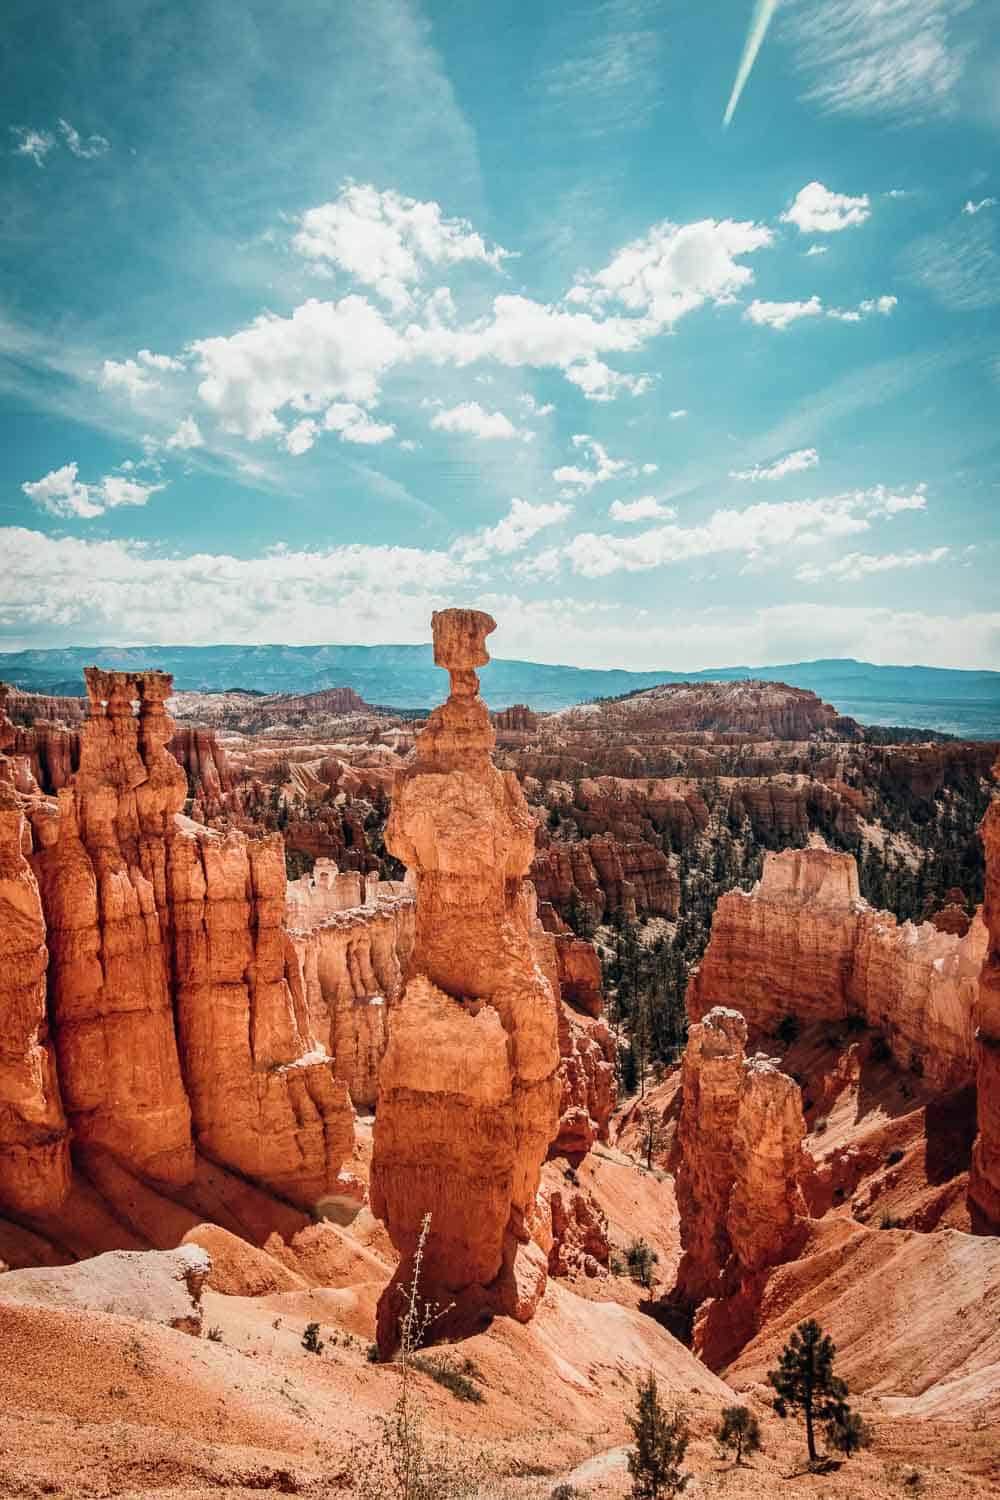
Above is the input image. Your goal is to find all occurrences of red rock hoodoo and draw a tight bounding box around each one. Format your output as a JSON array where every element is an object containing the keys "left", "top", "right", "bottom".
[
  {"left": 970, "top": 759, "right": 1000, "bottom": 1230},
  {"left": 370, "top": 609, "right": 561, "bottom": 1353}
]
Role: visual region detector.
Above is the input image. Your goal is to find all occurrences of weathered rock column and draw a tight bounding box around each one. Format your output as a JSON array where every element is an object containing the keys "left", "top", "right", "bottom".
[
  {"left": 0, "top": 728, "right": 70, "bottom": 1215},
  {"left": 371, "top": 609, "right": 561, "bottom": 1353},
  {"left": 970, "top": 765, "right": 1000, "bottom": 1231}
]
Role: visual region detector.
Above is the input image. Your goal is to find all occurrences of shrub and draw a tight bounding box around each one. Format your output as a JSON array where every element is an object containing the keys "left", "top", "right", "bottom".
[
  {"left": 715, "top": 1404, "right": 762, "bottom": 1464},
  {"left": 871, "top": 1034, "right": 893, "bottom": 1064},
  {"left": 366, "top": 1343, "right": 380, "bottom": 1363},
  {"left": 301, "top": 1322, "right": 324, "bottom": 1355},
  {"left": 412, "top": 1354, "right": 485, "bottom": 1404},
  {"left": 206, "top": 1325, "right": 224, "bottom": 1343},
  {"left": 886, "top": 1148, "right": 904, "bottom": 1167},
  {"left": 626, "top": 1237, "right": 659, "bottom": 1290},
  {"left": 776, "top": 1014, "right": 800, "bottom": 1046},
  {"left": 826, "top": 1408, "right": 873, "bottom": 1456},
  {"left": 879, "top": 1213, "right": 903, "bottom": 1230},
  {"left": 627, "top": 1372, "right": 689, "bottom": 1498}
]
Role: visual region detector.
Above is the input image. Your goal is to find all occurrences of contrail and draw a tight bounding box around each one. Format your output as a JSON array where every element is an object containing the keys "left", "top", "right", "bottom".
[{"left": 723, "top": 0, "right": 779, "bottom": 127}]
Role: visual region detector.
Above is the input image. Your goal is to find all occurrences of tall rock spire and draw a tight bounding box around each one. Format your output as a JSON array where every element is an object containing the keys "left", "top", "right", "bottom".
[{"left": 371, "top": 608, "right": 561, "bottom": 1354}]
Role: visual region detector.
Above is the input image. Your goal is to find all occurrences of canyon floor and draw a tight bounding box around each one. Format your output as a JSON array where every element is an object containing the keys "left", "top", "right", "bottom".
[{"left": 3, "top": 1068, "right": 997, "bottom": 1500}]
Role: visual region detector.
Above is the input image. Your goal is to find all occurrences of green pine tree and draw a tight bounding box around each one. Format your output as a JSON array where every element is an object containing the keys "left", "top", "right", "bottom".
[
  {"left": 768, "top": 1320, "right": 864, "bottom": 1466},
  {"left": 627, "top": 1372, "right": 689, "bottom": 1498}
]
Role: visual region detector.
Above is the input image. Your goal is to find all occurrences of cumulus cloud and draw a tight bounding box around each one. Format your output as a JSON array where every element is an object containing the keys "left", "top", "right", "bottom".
[
  {"left": 963, "top": 197, "right": 997, "bottom": 215},
  {"left": 552, "top": 435, "right": 636, "bottom": 493},
  {"left": 284, "top": 403, "right": 396, "bottom": 454},
  {"left": 559, "top": 484, "right": 929, "bottom": 577},
  {"left": 781, "top": 181, "right": 871, "bottom": 233},
  {"left": 827, "top": 295, "right": 898, "bottom": 321},
  {"left": 609, "top": 496, "right": 677, "bottom": 523},
  {"left": 429, "top": 400, "right": 529, "bottom": 441},
  {"left": 100, "top": 349, "right": 184, "bottom": 399},
  {"left": 796, "top": 546, "right": 950, "bottom": 582},
  {"left": 669, "top": 408, "right": 689, "bottom": 419},
  {"left": 563, "top": 359, "right": 654, "bottom": 401},
  {"left": 573, "top": 217, "right": 773, "bottom": 325},
  {"left": 58, "top": 119, "right": 110, "bottom": 159},
  {"left": 191, "top": 296, "right": 402, "bottom": 441},
  {"left": 519, "top": 393, "right": 555, "bottom": 417},
  {"left": 745, "top": 295, "right": 823, "bottom": 330},
  {"left": 292, "top": 183, "right": 512, "bottom": 311},
  {"left": 454, "top": 497, "right": 572, "bottom": 562},
  {"left": 805, "top": 245, "right": 828, "bottom": 257},
  {"left": 165, "top": 416, "right": 204, "bottom": 450},
  {"left": 731, "top": 448, "right": 819, "bottom": 481},
  {"left": 408, "top": 292, "right": 647, "bottom": 377},
  {"left": 11, "top": 127, "right": 55, "bottom": 166},
  {"left": 21, "top": 462, "right": 165, "bottom": 519}
]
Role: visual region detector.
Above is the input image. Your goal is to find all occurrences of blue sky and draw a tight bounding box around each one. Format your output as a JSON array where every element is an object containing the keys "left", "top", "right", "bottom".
[{"left": 3, "top": 0, "right": 999, "bottom": 669}]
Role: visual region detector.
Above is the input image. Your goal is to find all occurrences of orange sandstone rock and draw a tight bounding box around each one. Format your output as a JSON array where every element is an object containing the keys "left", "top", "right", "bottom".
[
  {"left": 689, "top": 846, "right": 986, "bottom": 1089},
  {"left": 970, "top": 770, "right": 1000, "bottom": 1230},
  {"left": 671, "top": 1007, "right": 809, "bottom": 1337},
  {"left": 0, "top": 747, "right": 70, "bottom": 1215},
  {"left": 371, "top": 609, "right": 561, "bottom": 1352}
]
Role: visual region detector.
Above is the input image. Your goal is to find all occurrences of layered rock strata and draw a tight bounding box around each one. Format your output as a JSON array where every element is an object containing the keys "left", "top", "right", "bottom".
[
  {"left": 672, "top": 1007, "right": 808, "bottom": 1324},
  {"left": 0, "top": 671, "right": 355, "bottom": 1220},
  {"left": 0, "top": 709, "right": 70, "bottom": 1216},
  {"left": 287, "top": 861, "right": 415, "bottom": 1111},
  {"left": 370, "top": 609, "right": 561, "bottom": 1353},
  {"left": 689, "top": 847, "right": 987, "bottom": 1089},
  {"left": 970, "top": 767, "right": 1000, "bottom": 1230},
  {"left": 531, "top": 833, "right": 679, "bottom": 924}
]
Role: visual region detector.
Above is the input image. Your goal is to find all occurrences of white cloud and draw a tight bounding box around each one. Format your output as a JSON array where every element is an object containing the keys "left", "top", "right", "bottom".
[
  {"left": 560, "top": 484, "right": 929, "bottom": 577},
  {"left": 731, "top": 448, "right": 819, "bottom": 481},
  {"left": 408, "top": 292, "right": 648, "bottom": 376},
  {"left": 324, "top": 403, "right": 395, "bottom": 444},
  {"left": 609, "top": 496, "right": 677, "bottom": 523},
  {"left": 563, "top": 359, "right": 654, "bottom": 401},
  {"left": 191, "top": 296, "right": 402, "bottom": 441},
  {"left": 429, "top": 400, "right": 528, "bottom": 441},
  {"left": 787, "top": 0, "right": 970, "bottom": 122},
  {"left": 796, "top": 546, "right": 950, "bottom": 582},
  {"left": 963, "top": 197, "right": 997, "bottom": 216},
  {"left": 165, "top": 416, "right": 204, "bottom": 450},
  {"left": 138, "top": 349, "right": 184, "bottom": 371},
  {"left": 454, "top": 497, "right": 572, "bottom": 562},
  {"left": 827, "top": 295, "right": 898, "bottom": 321},
  {"left": 781, "top": 181, "right": 871, "bottom": 233},
  {"left": 519, "top": 394, "right": 555, "bottom": 417},
  {"left": 100, "top": 350, "right": 183, "bottom": 400},
  {"left": 745, "top": 295, "right": 823, "bottom": 330},
  {"left": 11, "top": 127, "right": 55, "bottom": 167},
  {"left": 21, "top": 462, "right": 165, "bottom": 519},
  {"left": 575, "top": 217, "right": 774, "bottom": 325},
  {"left": 669, "top": 409, "right": 688, "bottom": 420},
  {"left": 292, "top": 183, "right": 512, "bottom": 311},
  {"left": 552, "top": 435, "right": 636, "bottom": 492},
  {"left": 1, "top": 528, "right": 466, "bottom": 645},
  {"left": 805, "top": 245, "right": 828, "bottom": 257},
  {"left": 58, "top": 119, "right": 110, "bottom": 160}
]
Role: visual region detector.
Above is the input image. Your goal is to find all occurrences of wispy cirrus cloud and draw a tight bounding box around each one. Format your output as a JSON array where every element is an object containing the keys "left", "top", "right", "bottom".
[
  {"left": 796, "top": 546, "right": 950, "bottom": 582},
  {"left": 784, "top": 0, "right": 972, "bottom": 122}
]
